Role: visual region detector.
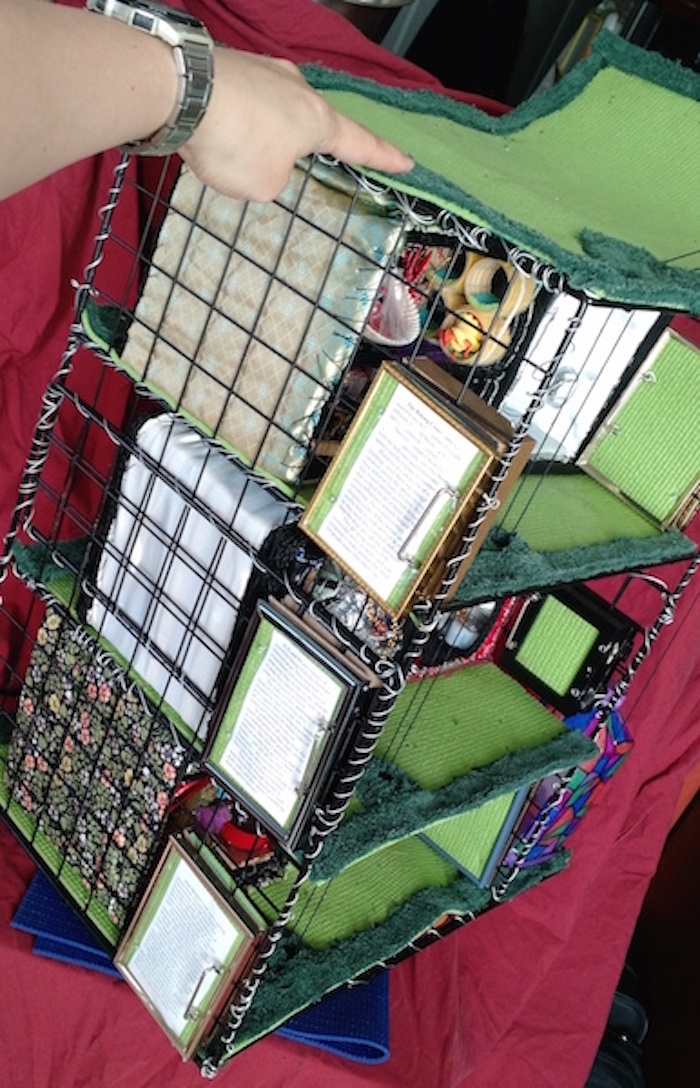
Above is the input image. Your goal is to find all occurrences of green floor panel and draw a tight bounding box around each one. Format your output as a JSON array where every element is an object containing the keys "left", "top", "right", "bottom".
[
  {"left": 312, "top": 32, "right": 700, "bottom": 311},
  {"left": 376, "top": 663, "right": 564, "bottom": 791},
  {"left": 288, "top": 838, "right": 457, "bottom": 951},
  {"left": 222, "top": 852, "right": 569, "bottom": 1062},
  {"left": 422, "top": 790, "right": 519, "bottom": 883},
  {"left": 312, "top": 663, "right": 594, "bottom": 881},
  {"left": 499, "top": 474, "right": 659, "bottom": 552}
]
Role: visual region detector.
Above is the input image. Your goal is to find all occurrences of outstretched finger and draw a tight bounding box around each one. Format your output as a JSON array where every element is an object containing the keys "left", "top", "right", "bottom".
[{"left": 318, "top": 111, "right": 414, "bottom": 175}]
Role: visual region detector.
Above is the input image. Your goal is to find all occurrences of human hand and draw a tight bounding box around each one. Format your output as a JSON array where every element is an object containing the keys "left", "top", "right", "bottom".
[{"left": 179, "top": 48, "right": 413, "bottom": 201}]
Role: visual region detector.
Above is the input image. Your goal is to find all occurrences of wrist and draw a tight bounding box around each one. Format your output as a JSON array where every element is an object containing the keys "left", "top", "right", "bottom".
[{"left": 86, "top": 0, "right": 214, "bottom": 156}]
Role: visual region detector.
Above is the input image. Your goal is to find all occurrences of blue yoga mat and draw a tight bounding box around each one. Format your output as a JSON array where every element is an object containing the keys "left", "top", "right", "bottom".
[
  {"left": 278, "top": 972, "right": 389, "bottom": 1064},
  {"left": 13, "top": 872, "right": 390, "bottom": 1063},
  {"left": 11, "top": 871, "right": 120, "bottom": 977}
]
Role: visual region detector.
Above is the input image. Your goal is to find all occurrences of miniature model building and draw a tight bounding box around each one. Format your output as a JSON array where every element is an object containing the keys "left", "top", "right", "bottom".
[{"left": 0, "top": 30, "right": 698, "bottom": 1075}]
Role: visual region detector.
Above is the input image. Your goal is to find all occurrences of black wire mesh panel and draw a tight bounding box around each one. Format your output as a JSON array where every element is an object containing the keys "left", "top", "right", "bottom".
[
  {"left": 5, "top": 349, "right": 298, "bottom": 743},
  {"left": 84, "top": 155, "right": 545, "bottom": 496},
  {"left": 78, "top": 155, "right": 695, "bottom": 630},
  {"left": 0, "top": 149, "right": 698, "bottom": 1075},
  {"left": 2, "top": 600, "right": 186, "bottom": 944}
]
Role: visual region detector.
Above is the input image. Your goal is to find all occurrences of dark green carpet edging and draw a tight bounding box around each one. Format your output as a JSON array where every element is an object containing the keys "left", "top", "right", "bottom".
[
  {"left": 452, "top": 527, "right": 697, "bottom": 604},
  {"left": 304, "top": 31, "right": 700, "bottom": 311},
  {"left": 221, "top": 852, "right": 568, "bottom": 1060},
  {"left": 312, "top": 728, "right": 594, "bottom": 880}
]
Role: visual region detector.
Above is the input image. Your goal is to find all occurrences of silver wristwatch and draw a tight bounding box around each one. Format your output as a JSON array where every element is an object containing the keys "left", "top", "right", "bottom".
[{"left": 86, "top": 0, "right": 214, "bottom": 156}]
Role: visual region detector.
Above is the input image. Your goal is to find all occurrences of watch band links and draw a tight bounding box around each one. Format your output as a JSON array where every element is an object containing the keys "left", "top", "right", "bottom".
[{"left": 86, "top": 0, "right": 214, "bottom": 157}]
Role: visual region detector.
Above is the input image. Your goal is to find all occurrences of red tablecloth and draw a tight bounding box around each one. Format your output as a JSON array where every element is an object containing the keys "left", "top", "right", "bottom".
[{"left": 1, "top": 4, "right": 698, "bottom": 1086}]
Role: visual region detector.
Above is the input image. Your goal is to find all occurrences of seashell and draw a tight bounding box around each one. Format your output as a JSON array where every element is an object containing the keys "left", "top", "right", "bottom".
[
  {"left": 473, "top": 314, "right": 514, "bottom": 366},
  {"left": 439, "top": 307, "right": 513, "bottom": 367},
  {"left": 365, "top": 275, "right": 421, "bottom": 347},
  {"left": 496, "top": 266, "right": 537, "bottom": 318},
  {"left": 464, "top": 257, "right": 510, "bottom": 311},
  {"left": 439, "top": 251, "right": 536, "bottom": 367},
  {"left": 441, "top": 250, "right": 483, "bottom": 313}
]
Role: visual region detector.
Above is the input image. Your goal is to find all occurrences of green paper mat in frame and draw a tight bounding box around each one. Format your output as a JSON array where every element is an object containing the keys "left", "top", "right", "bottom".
[
  {"left": 204, "top": 597, "right": 379, "bottom": 850},
  {"left": 579, "top": 331, "right": 700, "bottom": 529},
  {"left": 2, "top": 603, "right": 187, "bottom": 945},
  {"left": 515, "top": 596, "right": 598, "bottom": 695}
]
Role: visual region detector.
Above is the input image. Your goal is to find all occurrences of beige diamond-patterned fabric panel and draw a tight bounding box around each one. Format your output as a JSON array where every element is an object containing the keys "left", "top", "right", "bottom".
[{"left": 121, "top": 163, "right": 404, "bottom": 488}]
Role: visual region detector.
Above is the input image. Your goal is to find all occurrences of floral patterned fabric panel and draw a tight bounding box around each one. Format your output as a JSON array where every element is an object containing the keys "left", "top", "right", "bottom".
[
  {"left": 6, "top": 606, "right": 186, "bottom": 933},
  {"left": 120, "top": 162, "right": 405, "bottom": 489}
]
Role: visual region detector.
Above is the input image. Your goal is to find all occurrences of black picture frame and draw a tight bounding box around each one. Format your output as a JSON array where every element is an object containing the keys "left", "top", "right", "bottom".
[
  {"left": 499, "top": 584, "right": 638, "bottom": 716},
  {"left": 204, "top": 599, "right": 377, "bottom": 849}
]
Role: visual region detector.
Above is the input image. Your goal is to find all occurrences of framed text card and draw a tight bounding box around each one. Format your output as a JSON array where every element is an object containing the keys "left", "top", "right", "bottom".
[
  {"left": 205, "top": 600, "right": 376, "bottom": 847},
  {"left": 301, "top": 362, "right": 497, "bottom": 616},
  {"left": 115, "top": 838, "right": 264, "bottom": 1059}
]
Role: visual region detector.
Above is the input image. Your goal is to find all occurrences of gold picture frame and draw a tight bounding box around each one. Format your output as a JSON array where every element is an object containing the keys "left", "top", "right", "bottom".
[
  {"left": 301, "top": 360, "right": 531, "bottom": 616},
  {"left": 115, "top": 838, "right": 265, "bottom": 1060},
  {"left": 579, "top": 331, "right": 700, "bottom": 529}
]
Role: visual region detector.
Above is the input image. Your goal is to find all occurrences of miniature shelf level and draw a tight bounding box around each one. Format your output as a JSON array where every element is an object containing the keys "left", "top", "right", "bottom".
[{"left": 0, "top": 30, "right": 699, "bottom": 1076}]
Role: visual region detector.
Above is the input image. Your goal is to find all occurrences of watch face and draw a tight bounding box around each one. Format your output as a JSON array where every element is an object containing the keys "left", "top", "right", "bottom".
[
  {"left": 95, "top": 0, "right": 212, "bottom": 156},
  {"left": 133, "top": 0, "right": 202, "bottom": 28},
  {"left": 89, "top": 0, "right": 203, "bottom": 31}
]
